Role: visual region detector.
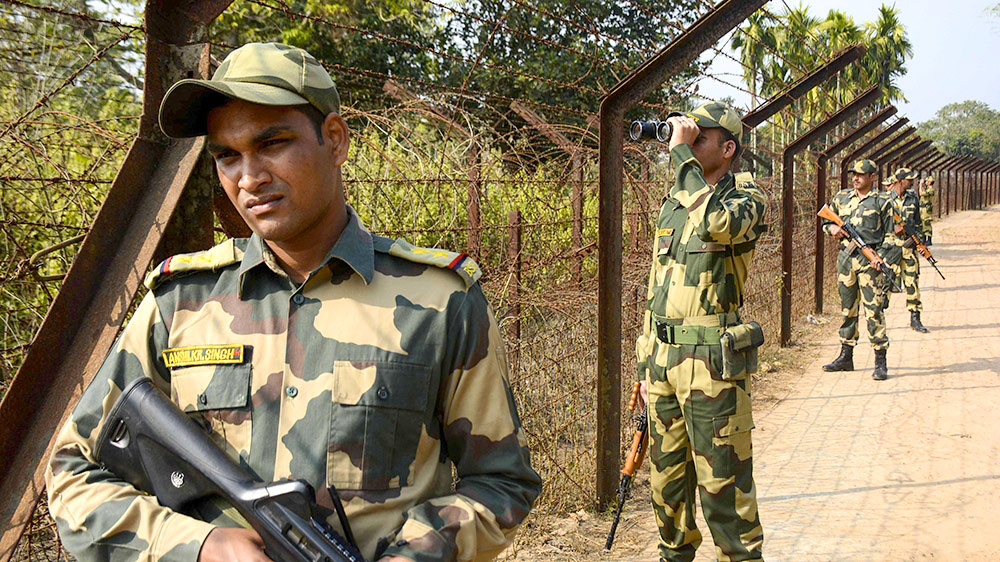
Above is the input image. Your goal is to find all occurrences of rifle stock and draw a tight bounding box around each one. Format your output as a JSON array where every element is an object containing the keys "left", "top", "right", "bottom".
[
  {"left": 95, "top": 378, "right": 365, "bottom": 562},
  {"left": 888, "top": 202, "right": 946, "bottom": 280},
  {"left": 605, "top": 382, "right": 649, "bottom": 550},
  {"left": 817, "top": 204, "right": 902, "bottom": 293}
]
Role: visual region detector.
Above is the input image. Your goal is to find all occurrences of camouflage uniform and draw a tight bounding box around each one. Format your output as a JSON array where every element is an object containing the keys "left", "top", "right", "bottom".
[
  {"left": 635, "top": 102, "right": 767, "bottom": 562},
  {"left": 822, "top": 184, "right": 898, "bottom": 350},
  {"left": 887, "top": 186, "right": 923, "bottom": 313},
  {"left": 46, "top": 41, "right": 540, "bottom": 562},
  {"left": 920, "top": 179, "right": 935, "bottom": 243}
]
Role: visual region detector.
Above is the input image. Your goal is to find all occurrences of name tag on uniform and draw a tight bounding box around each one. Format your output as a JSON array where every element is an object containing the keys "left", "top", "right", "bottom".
[
  {"left": 163, "top": 345, "right": 245, "bottom": 368},
  {"left": 657, "top": 228, "right": 674, "bottom": 237}
]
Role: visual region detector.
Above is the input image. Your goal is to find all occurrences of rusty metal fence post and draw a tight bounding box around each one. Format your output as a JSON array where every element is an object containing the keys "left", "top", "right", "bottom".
[
  {"left": 779, "top": 86, "right": 880, "bottom": 345},
  {"left": 596, "top": 0, "right": 765, "bottom": 508},
  {"left": 0, "top": 1, "right": 234, "bottom": 557},
  {"left": 507, "top": 210, "right": 522, "bottom": 373}
]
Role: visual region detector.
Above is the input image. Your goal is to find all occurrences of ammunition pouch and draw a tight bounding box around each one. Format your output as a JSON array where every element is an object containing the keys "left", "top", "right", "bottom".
[{"left": 720, "top": 321, "right": 764, "bottom": 381}]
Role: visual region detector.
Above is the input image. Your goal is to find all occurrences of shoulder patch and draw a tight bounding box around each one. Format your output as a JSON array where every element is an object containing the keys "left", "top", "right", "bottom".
[
  {"left": 386, "top": 239, "right": 482, "bottom": 288},
  {"left": 734, "top": 171, "right": 754, "bottom": 187},
  {"left": 144, "top": 238, "right": 241, "bottom": 290}
]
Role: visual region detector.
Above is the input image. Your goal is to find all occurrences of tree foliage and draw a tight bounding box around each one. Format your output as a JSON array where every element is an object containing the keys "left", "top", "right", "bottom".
[
  {"left": 918, "top": 100, "right": 1000, "bottom": 161},
  {"left": 731, "top": 3, "right": 912, "bottom": 113}
]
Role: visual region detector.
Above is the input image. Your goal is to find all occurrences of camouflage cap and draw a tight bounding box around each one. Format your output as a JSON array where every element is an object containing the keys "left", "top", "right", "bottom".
[
  {"left": 881, "top": 174, "right": 896, "bottom": 186},
  {"left": 893, "top": 167, "right": 918, "bottom": 181},
  {"left": 670, "top": 101, "right": 746, "bottom": 147},
  {"left": 925, "top": 176, "right": 935, "bottom": 184},
  {"left": 159, "top": 42, "right": 340, "bottom": 138},
  {"left": 849, "top": 159, "right": 877, "bottom": 174}
]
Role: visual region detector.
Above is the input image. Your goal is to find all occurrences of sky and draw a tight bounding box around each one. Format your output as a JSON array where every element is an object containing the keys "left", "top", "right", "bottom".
[{"left": 696, "top": 0, "right": 1000, "bottom": 124}]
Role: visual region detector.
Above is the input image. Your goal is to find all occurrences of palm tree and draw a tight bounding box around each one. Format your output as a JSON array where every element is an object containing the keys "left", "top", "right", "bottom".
[{"left": 863, "top": 4, "right": 913, "bottom": 103}]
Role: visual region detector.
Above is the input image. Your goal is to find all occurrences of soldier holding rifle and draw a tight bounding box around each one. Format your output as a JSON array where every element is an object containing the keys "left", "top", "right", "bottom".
[
  {"left": 45, "top": 42, "right": 540, "bottom": 562},
  {"left": 886, "top": 167, "right": 930, "bottom": 332},
  {"left": 821, "top": 159, "right": 900, "bottom": 381},
  {"left": 920, "top": 176, "right": 935, "bottom": 245},
  {"left": 634, "top": 101, "right": 767, "bottom": 562}
]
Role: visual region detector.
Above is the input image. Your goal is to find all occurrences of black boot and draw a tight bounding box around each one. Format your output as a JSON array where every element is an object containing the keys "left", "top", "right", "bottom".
[
  {"left": 910, "top": 311, "right": 929, "bottom": 333},
  {"left": 823, "top": 344, "right": 854, "bottom": 372},
  {"left": 872, "top": 349, "right": 888, "bottom": 380}
]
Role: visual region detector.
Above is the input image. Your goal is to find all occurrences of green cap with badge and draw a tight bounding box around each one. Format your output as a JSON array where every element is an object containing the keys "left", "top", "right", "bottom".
[
  {"left": 849, "top": 159, "right": 878, "bottom": 174},
  {"left": 670, "top": 100, "right": 746, "bottom": 151},
  {"left": 159, "top": 42, "right": 340, "bottom": 139},
  {"left": 892, "top": 167, "right": 919, "bottom": 181}
]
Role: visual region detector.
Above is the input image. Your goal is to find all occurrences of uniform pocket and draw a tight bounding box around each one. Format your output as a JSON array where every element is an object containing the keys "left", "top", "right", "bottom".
[
  {"left": 327, "top": 360, "right": 432, "bottom": 491},
  {"left": 711, "top": 411, "right": 755, "bottom": 476},
  {"left": 170, "top": 363, "right": 252, "bottom": 457}
]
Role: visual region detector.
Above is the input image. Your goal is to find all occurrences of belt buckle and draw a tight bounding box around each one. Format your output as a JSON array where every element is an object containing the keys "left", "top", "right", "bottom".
[{"left": 655, "top": 322, "right": 673, "bottom": 344}]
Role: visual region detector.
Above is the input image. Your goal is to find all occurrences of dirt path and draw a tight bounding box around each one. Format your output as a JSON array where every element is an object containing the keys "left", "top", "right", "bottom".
[{"left": 511, "top": 205, "right": 1000, "bottom": 561}]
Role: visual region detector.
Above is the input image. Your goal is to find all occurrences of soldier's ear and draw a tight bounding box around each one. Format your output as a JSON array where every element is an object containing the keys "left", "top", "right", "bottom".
[
  {"left": 722, "top": 138, "right": 737, "bottom": 160},
  {"left": 322, "top": 113, "right": 350, "bottom": 167}
]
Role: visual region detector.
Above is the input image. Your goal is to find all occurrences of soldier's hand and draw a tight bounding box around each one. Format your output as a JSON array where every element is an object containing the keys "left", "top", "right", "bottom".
[
  {"left": 893, "top": 224, "right": 905, "bottom": 235},
  {"left": 829, "top": 225, "right": 845, "bottom": 239},
  {"left": 667, "top": 115, "right": 699, "bottom": 151},
  {"left": 198, "top": 527, "right": 272, "bottom": 562},
  {"left": 638, "top": 380, "right": 648, "bottom": 411}
]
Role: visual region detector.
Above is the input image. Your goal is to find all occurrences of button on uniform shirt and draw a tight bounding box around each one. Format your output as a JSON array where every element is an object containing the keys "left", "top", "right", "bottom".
[
  {"left": 822, "top": 187, "right": 898, "bottom": 264},
  {"left": 46, "top": 207, "right": 541, "bottom": 562},
  {"left": 635, "top": 143, "right": 767, "bottom": 380}
]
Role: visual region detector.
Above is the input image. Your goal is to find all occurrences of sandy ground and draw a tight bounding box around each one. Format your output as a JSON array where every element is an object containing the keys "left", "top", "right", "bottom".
[{"left": 509, "top": 205, "right": 1000, "bottom": 561}]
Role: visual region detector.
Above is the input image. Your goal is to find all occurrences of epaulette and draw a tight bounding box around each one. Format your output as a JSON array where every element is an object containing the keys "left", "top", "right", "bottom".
[
  {"left": 734, "top": 171, "right": 754, "bottom": 187},
  {"left": 144, "top": 238, "right": 241, "bottom": 290},
  {"left": 387, "top": 239, "right": 482, "bottom": 289}
]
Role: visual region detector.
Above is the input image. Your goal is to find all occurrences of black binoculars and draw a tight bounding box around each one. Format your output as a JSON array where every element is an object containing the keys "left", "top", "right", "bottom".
[{"left": 629, "top": 120, "right": 673, "bottom": 143}]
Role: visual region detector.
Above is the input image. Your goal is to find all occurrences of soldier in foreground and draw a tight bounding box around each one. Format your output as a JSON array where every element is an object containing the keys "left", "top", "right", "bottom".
[
  {"left": 920, "top": 176, "right": 935, "bottom": 245},
  {"left": 45, "top": 42, "right": 540, "bottom": 562},
  {"left": 887, "top": 168, "right": 930, "bottom": 332},
  {"left": 821, "top": 160, "right": 899, "bottom": 381},
  {"left": 635, "top": 102, "right": 767, "bottom": 562}
]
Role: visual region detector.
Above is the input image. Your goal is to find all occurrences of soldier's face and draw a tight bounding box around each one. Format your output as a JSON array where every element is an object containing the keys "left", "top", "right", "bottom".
[
  {"left": 690, "top": 128, "right": 735, "bottom": 179},
  {"left": 206, "top": 100, "right": 349, "bottom": 247},
  {"left": 852, "top": 172, "right": 875, "bottom": 191}
]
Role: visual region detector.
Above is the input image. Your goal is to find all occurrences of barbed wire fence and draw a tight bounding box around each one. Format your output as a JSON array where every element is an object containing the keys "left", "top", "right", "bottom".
[{"left": 0, "top": 0, "right": 958, "bottom": 559}]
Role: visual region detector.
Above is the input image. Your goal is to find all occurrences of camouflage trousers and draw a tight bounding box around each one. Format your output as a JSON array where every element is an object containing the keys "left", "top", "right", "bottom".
[
  {"left": 889, "top": 247, "right": 921, "bottom": 312},
  {"left": 837, "top": 252, "right": 889, "bottom": 350},
  {"left": 646, "top": 342, "right": 763, "bottom": 562}
]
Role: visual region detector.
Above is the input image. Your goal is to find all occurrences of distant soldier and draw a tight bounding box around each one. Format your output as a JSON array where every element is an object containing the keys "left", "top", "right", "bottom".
[
  {"left": 886, "top": 168, "right": 929, "bottom": 332},
  {"left": 822, "top": 159, "right": 899, "bottom": 381},
  {"left": 920, "top": 176, "right": 935, "bottom": 244},
  {"left": 635, "top": 101, "right": 767, "bottom": 561}
]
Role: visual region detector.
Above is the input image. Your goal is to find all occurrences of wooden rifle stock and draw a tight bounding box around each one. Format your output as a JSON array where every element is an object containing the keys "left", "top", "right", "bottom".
[
  {"left": 887, "top": 203, "right": 946, "bottom": 280},
  {"left": 817, "top": 204, "right": 902, "bottom": 293},
  {"left": 605, "top": 382, "right": 649, "bottom": 550}
]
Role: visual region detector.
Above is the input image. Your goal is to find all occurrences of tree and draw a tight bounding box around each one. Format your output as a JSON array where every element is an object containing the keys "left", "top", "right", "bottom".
[
  {"left": 730, "top": 3, "right": 912, "bottom": 108},
  {"left": 918, "top": 100, "right": 1000, "bottom": 161},
  {"left": 862, "top": 4, "right": 912, "bottom": 103}
]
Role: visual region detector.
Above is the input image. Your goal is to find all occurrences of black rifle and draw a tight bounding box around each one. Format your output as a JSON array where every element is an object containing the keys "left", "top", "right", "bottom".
[
  {"left": 888, "top": 201, "right": 946, "bottom": 280},
  {"left": 605, "top": 382, "right": 649, "bottom": 550},
  {"left": 96, "top": 378, "right": 365, "bottom": 562}
]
